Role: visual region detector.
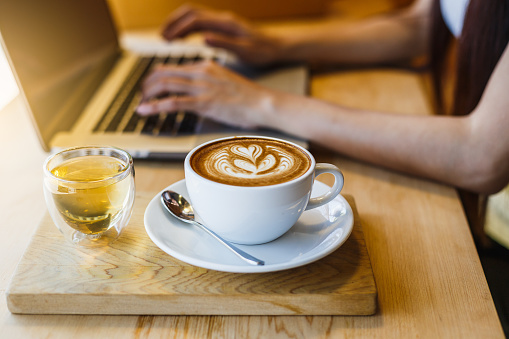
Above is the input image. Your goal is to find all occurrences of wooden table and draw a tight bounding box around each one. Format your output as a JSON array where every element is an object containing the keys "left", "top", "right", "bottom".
[{"left": 0, "top": 51, "right": 504, "bottom": 339}]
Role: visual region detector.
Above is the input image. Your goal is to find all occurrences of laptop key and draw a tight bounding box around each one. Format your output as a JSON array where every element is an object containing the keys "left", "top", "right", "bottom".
[
  {"left": 105, "top": 100, "right": 131, "bottom": 132},
  {"left": 178, "top": 112, "right": 199, "bottom": 134},
  {"left": 141, "top": 115, "right": 161, "bottom": 134},
  {"left": 123, "top": 112, "right": 141, "bottom": 132},
  {"left": 159, "top": 113, "right": 177, "bottom": 135}
]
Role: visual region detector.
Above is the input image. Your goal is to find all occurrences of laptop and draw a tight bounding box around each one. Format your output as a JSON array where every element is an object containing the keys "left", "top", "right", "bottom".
[{"left": 0, "top": 0, "right": 308, "bottom": 159}]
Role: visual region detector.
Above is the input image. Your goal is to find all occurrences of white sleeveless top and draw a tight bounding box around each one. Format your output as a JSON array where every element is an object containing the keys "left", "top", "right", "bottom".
[{"left": 440, "top": 0, "right": 470, "bottom": 37}]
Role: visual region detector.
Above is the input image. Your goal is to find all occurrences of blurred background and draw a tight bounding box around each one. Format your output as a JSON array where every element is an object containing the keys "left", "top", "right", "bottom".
[
  {"left": 0, "top": 46, "right": 18, "bottom": 111},
  {"left": 106, "top": 0, "right": 413, "bottom": 30}
]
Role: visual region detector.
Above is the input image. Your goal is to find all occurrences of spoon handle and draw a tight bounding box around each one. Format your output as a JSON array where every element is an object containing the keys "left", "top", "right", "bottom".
[{"left": 193, "top": 221, "right": 265, "bottom": 266}]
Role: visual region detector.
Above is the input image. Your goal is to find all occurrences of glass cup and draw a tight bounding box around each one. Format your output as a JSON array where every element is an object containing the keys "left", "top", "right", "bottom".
[{"left": 43, "top": 146, "right": 135, "bottom": 247}]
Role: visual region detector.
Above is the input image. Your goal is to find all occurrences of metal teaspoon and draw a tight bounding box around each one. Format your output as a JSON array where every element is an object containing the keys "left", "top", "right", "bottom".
[{"left": 161, "top": 190, "right": 265, "bottom": 266}]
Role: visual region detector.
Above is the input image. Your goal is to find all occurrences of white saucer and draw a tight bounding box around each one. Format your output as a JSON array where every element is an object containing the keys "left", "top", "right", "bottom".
[{"left": 144, "top": 179, "right": 354, "bottom": 273}]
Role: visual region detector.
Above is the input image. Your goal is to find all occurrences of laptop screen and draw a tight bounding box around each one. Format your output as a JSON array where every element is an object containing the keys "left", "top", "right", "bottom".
[{"left": 0, "top": 0, "right": 120, "bottom": 149}]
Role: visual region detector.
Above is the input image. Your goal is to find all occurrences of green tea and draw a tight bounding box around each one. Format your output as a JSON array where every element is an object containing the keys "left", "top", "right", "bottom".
[{"left": 51, "top": 155, "right": 131, "bottom": 235}]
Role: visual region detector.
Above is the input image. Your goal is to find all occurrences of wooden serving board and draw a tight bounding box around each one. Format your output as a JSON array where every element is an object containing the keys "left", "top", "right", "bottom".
[{"left": 6, "top": 193, "right": 376, "bottom": 315}]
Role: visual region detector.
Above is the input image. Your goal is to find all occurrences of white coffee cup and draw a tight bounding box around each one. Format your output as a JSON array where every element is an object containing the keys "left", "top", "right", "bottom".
[{"left": 184, "top": 136, "right": 344, "bottom": 245}]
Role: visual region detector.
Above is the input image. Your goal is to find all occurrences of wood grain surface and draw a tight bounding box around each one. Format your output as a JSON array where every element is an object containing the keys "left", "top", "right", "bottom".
[
  {"left": 0, "top": 66, "right": 504, "bottom": 339},
  {"left": 6, "top": 194, "right": 377, "bottom": 316}
]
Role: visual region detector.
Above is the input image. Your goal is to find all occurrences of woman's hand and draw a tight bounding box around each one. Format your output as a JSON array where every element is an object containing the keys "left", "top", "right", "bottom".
[
  {"left": 136, "top": 60, "right": 275, "bottom": 129},
  {"left": 160, "top": 4, "right": 283, "bottom": 66}
]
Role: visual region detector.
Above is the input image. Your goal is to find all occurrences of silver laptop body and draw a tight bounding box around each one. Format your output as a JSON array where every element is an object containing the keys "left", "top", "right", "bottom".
[{"left": 0, "top": 0, "right": 308, "bottom": 159}]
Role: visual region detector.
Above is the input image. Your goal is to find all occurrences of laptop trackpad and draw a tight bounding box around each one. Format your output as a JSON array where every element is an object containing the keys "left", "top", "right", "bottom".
[{"left": 227, "top": 62, "right": 309, "bottom": 96}]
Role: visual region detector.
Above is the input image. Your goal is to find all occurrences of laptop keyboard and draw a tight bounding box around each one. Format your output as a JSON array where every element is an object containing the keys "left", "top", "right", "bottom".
[{"left": 93, "top": 54, "right": 210, "bottom": 136}]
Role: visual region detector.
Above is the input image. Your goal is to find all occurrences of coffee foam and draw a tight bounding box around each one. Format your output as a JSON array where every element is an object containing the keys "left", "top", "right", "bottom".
[{"left": 190, "top": 138, "right": 311, "bottom": 186}]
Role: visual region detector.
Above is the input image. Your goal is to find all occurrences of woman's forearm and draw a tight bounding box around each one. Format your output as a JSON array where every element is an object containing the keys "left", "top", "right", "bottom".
[
  {"left": 261, "top": 91, "right": 495, "bottom": 193},
  {"left": 269, "top": 1, "right": 432, "bottom": 65}
]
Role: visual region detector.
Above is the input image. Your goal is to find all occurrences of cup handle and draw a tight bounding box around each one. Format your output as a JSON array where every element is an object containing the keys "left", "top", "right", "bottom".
[{"left": 305, "top": 163, "right": 344, "bottom": 211}]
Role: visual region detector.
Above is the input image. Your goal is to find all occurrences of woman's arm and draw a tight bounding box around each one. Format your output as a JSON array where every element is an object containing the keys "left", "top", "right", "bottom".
[
  {"left": 138, "top": 42, "right": 509, "bottom": 194},
  {"left": 269, "top": 0, "right": 433, "bottom": 65},
  {"left": 160, "top": 0, "right": 433, "bottom": 66},
  {"left": 262, "top": 43, "right": 509, "bottom": 194}
]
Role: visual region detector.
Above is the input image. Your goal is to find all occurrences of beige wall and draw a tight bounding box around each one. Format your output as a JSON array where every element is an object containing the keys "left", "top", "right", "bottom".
[
  {"left": 106, "top": 0, "right": 415, "bottom": 31},
  {"left": 106, "top": 0, "right": 331, "bottom": 30}
]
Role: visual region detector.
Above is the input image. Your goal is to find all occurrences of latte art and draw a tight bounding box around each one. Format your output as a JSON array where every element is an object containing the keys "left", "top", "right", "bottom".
[
  {"left": 190, "top": 138, "right": 311, "bottom": 186},
  {"left": 216, "top": 144, "right": 294, "bottom": 178}
]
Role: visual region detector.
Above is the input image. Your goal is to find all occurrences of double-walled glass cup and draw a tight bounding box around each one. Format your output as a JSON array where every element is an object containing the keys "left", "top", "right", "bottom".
[{"left": 43, "top": 146, "right": 135, "bottom": 247}]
